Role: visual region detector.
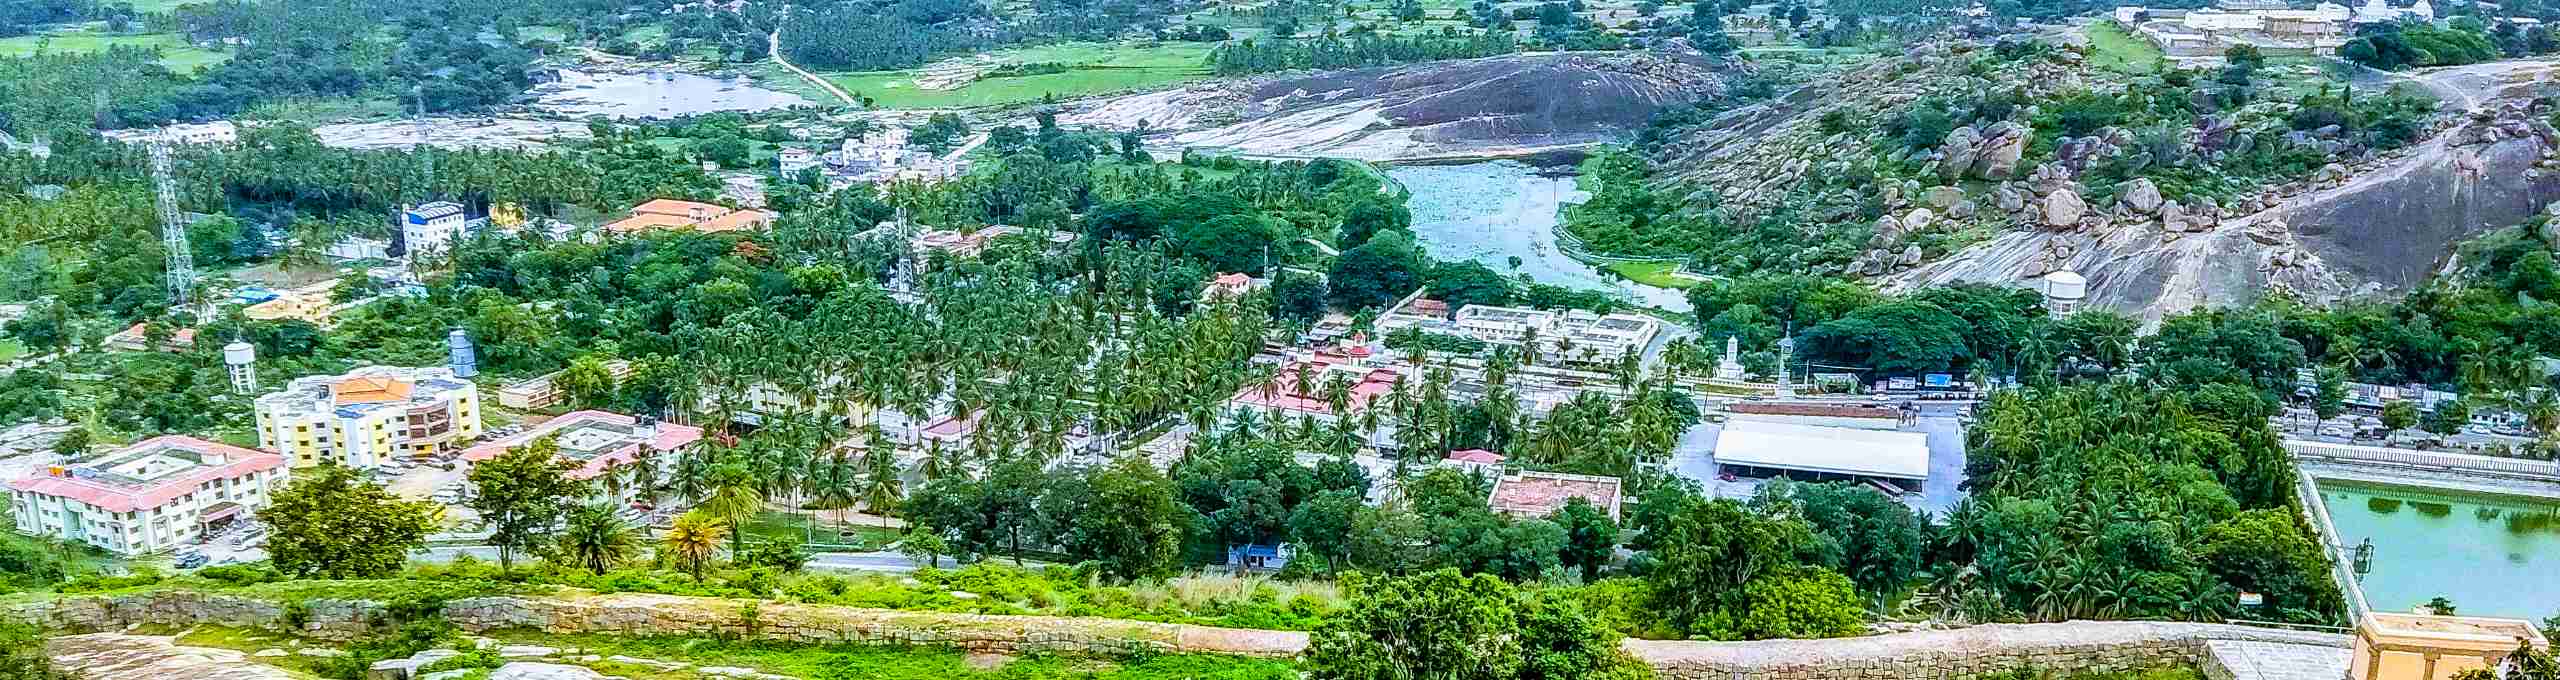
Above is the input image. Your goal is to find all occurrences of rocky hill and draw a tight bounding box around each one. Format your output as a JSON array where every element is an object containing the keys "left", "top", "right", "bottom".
[
  {"left": 1620, "top": 33, "right": 2560, "bottom": 321},
  {"left": 1061, "top": 51, "right": 1730, "bottom": 162}
]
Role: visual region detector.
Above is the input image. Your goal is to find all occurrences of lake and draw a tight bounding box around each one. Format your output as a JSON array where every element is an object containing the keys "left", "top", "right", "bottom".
[
  {"left": 1390, "top": 161, "right": 1692, "bottom": 313},
  {"left": 2315, "top": 478, "right": 2560, "bottom": 619},
  {"left": 531, "top": 69, "right": 812, "bottom": 119}
]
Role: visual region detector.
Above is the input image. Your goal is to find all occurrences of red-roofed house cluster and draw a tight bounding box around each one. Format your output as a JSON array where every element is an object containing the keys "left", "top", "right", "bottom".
[
  {"left": 459, "top": 410, "right": 704, "bottom": 506},
  {"left": 1228, "top": 335, "right": 1398, "bottom": 426},
  {"left": 7, "top": 436, "right": 288, "bottom": 555}
]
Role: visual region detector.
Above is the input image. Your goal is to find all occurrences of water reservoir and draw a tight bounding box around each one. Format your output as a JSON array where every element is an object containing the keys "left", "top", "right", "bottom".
[{"left": 2315, "top": 477, "right": 2560, "bottom": 619}]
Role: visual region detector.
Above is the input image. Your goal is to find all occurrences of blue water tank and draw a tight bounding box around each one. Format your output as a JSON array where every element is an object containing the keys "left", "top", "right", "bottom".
[{"left": 447, "top": 328, "right": 478, "bottom": 379}]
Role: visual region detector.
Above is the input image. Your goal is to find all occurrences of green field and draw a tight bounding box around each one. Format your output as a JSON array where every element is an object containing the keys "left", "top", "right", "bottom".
[
  {"left": 0, "top": 25, "right": 230, "bottom": 70},
  {"left": 127, "top": 0, "right": 211, "bottom": 13},
  {"left": 821, "top": 42, "right": 1213, "bottom": 109},
  {"left": 736, "top": 509, "right": 898, "bottom": 549},
  {"left": 1605, "top": 261, "right": 1704, "bottom": 288},
  {"left": 2083, "top": 21, "right": 2164, "bottom": 74},
  {"left": 0, "top": 339, "right": 24, "bottom": 363}
]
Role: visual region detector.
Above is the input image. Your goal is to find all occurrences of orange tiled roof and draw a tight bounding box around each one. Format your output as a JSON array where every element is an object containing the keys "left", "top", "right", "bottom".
[
  {"left": 331, "top": 376, "right": 414, "bottom": 405},
  {"left": 603, "top": 213, "right": 698, "bottom": 233},
  {"left": 699, "top": 209, "right": 773, "bottom": 232},
  {"left": 629, "top": 198, "right": 727, "bottom": 218}
]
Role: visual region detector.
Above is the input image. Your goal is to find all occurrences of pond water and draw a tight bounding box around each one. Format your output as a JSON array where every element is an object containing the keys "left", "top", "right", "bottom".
[
  {"left": 1390, "top": 161, "right": 1692, "bottom": 313},
  {"left": 530, "top": 69, "right": 812, "bottom": 120},
  {"left": 2314, "top": 478, "right": 2560, "bottom": 618}
]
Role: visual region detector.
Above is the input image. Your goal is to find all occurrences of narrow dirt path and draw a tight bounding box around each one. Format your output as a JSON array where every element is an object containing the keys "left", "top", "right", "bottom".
[{"left": 769, "top": 11, "right": 859, "bottom": 107}]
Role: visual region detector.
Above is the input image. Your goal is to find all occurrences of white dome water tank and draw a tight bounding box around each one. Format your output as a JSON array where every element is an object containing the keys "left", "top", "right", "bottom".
[
  {"left": 2043, "top": 270, "right": 2088, "bottom": 313},
  {"left": 223, "top": 341, "right": 257, "bottom": 394}
]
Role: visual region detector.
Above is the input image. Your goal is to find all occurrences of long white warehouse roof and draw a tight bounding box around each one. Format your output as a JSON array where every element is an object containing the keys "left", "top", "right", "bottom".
[{"left": 1713, "top": 419, "right": 1929, "bottom": 480}]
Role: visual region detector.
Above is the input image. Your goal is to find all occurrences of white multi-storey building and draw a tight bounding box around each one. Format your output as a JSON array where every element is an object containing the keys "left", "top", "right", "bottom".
[
  {"left": 1452, "top": 305, "right": 1560, "bottom": 345},
  {"left": 1445, "top": 304, "right": 1660, "bottom": 366},
  {"left": 7, "top": 436, "right": 288, "bottom": 555},
  {"left": 1546, "top": 309, "right": 1662, "bottom": 366},
  {"left": 254, "top": 366, "right": 482, "bottom": 469},
  {"left": 402, "top": 201, "right": 469, "bottom": 255}
]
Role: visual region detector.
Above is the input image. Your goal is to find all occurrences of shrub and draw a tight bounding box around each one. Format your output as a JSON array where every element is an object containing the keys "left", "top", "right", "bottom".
[
  {"left": 197, "top": 563, "right": 286, "bottom": 587},
  {"left": 57, "top": 569, "right": 163, "bottom": 593}
]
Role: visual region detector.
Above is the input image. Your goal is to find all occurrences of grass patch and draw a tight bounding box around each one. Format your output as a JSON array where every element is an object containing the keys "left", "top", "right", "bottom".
[
  {"left": 822, "top": 42, "right": 1212, "bottom": 109},
  {"left": 127, "top": 0, "right": 212, "bottom": 14},
  {"left": 737, "top": 510, "right": 897, "bottom": 549},
  {"left": 0, "top": 25, "right": 230, "bottom": 70},
  {"left": 1605, "top": 261, "right": 1701, "bottom": 289},
  {"left": 516, "top": 25, "right": 571, "bottom": 43},
  {"left": 175, "top": 625, "right": 339, "bottom": 677},
  {"left": 0, "top": 338, "right": 24, "bottom": 363},
  {"left": 475, "top": 631, "right": 1300, "bottom": 680},
  {"left": 2082, "top": 22, "right": 2164, "bottom": 75}
]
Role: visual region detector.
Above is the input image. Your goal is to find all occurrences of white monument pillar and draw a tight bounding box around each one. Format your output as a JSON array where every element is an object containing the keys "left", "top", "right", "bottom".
[{"left": 1716, "top": 335, "right": 1746, "bottom": 381}]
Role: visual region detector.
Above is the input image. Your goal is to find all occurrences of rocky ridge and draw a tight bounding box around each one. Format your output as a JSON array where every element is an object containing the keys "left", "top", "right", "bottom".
[
  {"left": 1061, "top": 51, "right": 1729, "bottom": 162},
  {"left": 1635, "top": 34, "right": 2560, "bottom": 319}
]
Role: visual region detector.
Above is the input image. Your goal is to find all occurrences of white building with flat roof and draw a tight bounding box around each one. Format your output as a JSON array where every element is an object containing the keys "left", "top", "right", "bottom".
[
  {"left": 1452, "top": 305, "right": 1559, "bottom": 345},
  {"left": 254, "top": 366, "right": 481, "bottom": 469},
  {"left": 402, "top": 201, "right": 469, "bottom": 255},
  {"left": 7, "top": 436, "right": 288, "bottom": 555},
  {"left": 1713, "top": 419, "right": 1928, "bottom": 491},
  {"left": 1547, "top": 310, "right": 1661, "bottom": 366}
]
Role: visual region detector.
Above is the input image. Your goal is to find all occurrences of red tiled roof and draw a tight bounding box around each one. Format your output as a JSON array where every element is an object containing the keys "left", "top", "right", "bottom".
[
  {"left": 459, "top": 410, "right": 704, "bottom": 482},
  {"left": 1230, "top": 363, "right": 1398, "bottom": 416},
  {"left": 6, "top": 436, "right": 285, "bottom": 513},
  {"left": 1489, "top": 472, "right": 1622, "bottom": 521},
  {"left": 1446, "top": 449, "right": 1504, "bottom": 464}
]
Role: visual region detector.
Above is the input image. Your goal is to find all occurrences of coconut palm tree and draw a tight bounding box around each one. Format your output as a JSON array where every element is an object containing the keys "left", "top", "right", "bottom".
[
  {"left": 859, "top": 446, "right": 904, "bottom": 531},
  {"left": 698, "top": 461, "right": 765, "bottom": 556},
  {"left": 625, "top": 455, "right": 660, "bottom": 505},
  {"left": 558, "top": 503, "right": 637, "bottom": 574},
  {"left": 662, "top": 511, "right": 728, "bottom": 582}
]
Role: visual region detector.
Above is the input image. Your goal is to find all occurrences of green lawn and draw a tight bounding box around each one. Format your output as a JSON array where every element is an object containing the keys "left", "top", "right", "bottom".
[
  {"left": 822, "top": 42, "right": 1213, "bottom": 109},
  {"left": 0, "top": 25, "right": 230, "bottom": 70},
  {"left": 518, "top": 24, "right": 571, "bottom": 43},
  {"left": 0, "top": 339, "right": 24, "bottom": 363},
  {"left": 1605, "top": 261, "right": 1704, "bottom": 289},
  {"left": 737, "top": 510, "right": 897, "bottom": 549},
  {"left": 2083, "top": 21, "right": 2164, "bottom": 75},
  {"left": 127, "top": 0, "right": 212, "bottom": 14}
]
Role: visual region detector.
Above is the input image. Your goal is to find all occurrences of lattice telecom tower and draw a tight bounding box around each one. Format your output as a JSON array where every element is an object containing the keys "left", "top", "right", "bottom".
[{"left": 151, "top": 135, "right": 196, "bottom": 307}]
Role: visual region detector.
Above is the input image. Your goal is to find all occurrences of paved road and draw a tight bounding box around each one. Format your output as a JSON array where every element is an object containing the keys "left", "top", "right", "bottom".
[{"left": 807, "top": 551, "right": 925, "bottom": 574}]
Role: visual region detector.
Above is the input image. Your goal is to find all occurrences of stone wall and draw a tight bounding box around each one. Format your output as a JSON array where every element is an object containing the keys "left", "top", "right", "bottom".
[
  {"left": 1627, "top": 621, "right": 2351, "bottom": 680},
  {"left": 0, "top": 590, "right": 380, "bottom": 640},
  {"left": 3, "top": 590, "right": 2349, "bottom": 678}
]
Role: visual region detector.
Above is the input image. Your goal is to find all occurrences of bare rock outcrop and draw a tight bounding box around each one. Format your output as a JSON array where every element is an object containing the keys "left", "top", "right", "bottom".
[
  {"left": 2042, "top": 188, "right": 2086, "bottom": 229},
  {"left": 1062, "top": 52, "right": 1729, "bottom": 162}
]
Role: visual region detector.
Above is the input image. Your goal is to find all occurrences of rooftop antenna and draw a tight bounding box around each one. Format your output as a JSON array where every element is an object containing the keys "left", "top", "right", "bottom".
[{"left": 151, "top": 132, "right": 196, "bottom": 309}]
